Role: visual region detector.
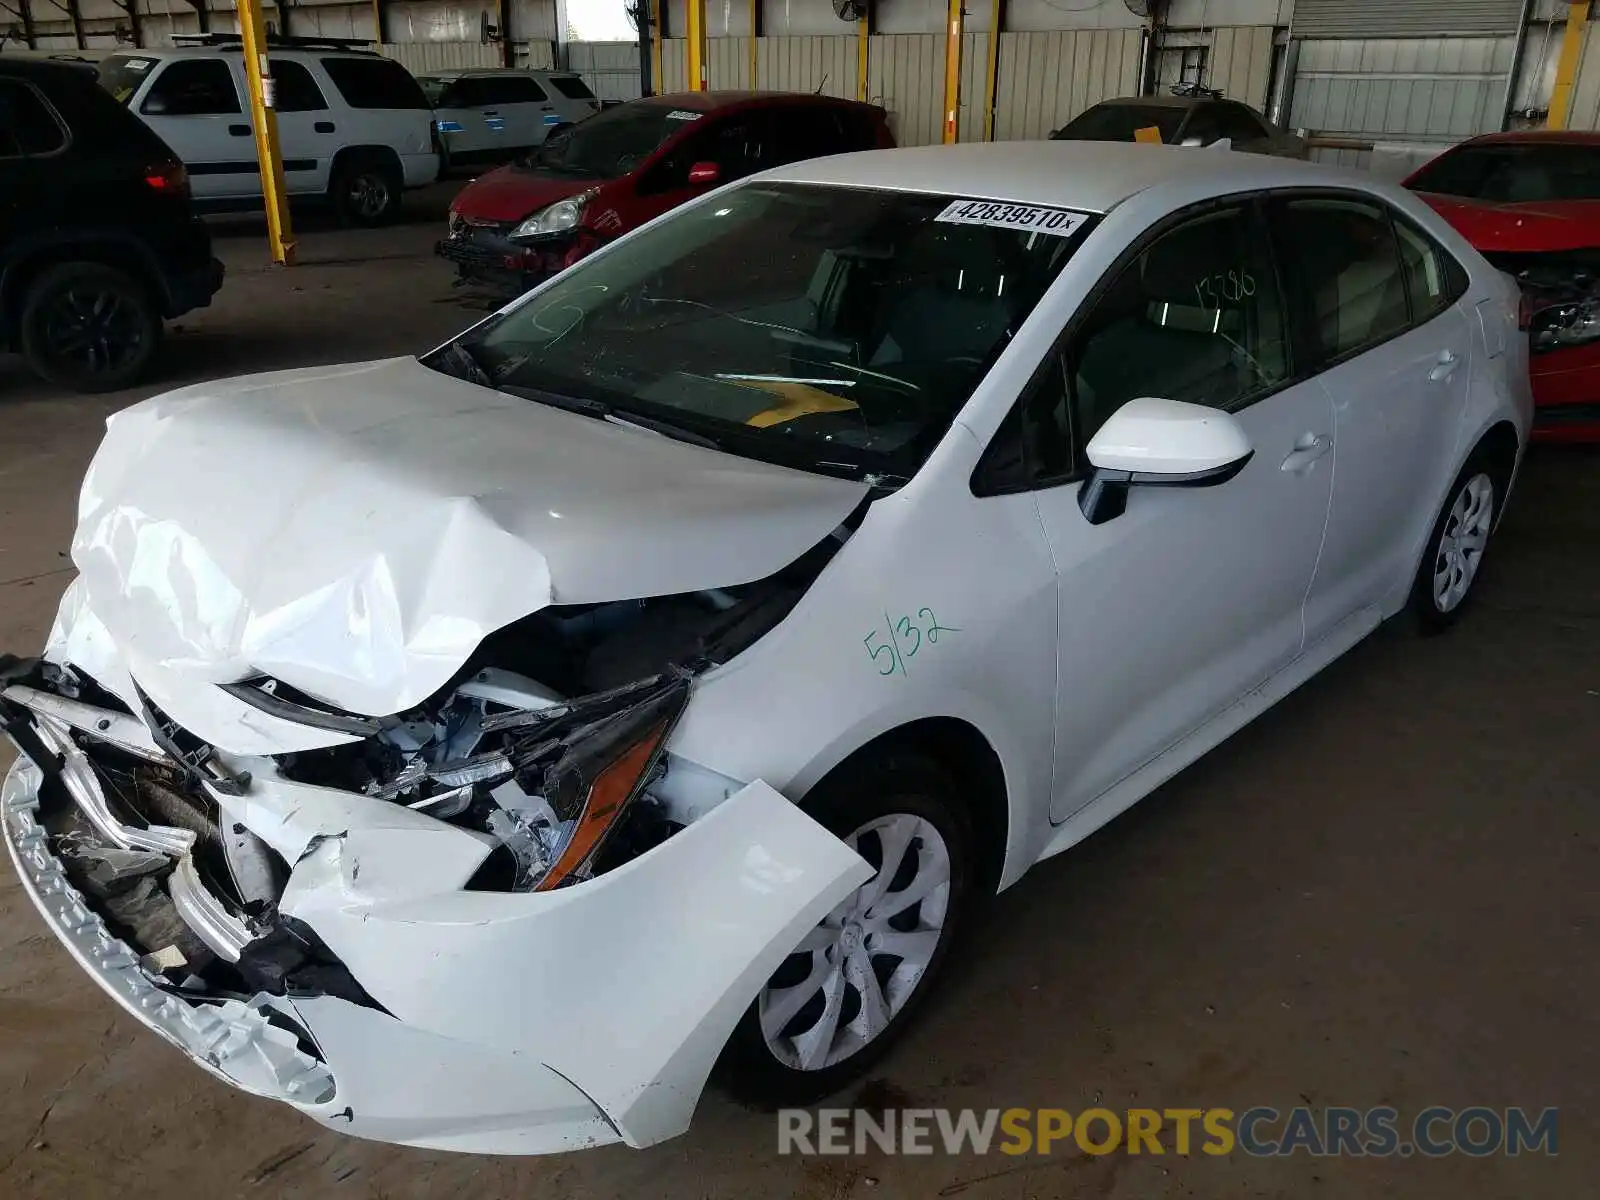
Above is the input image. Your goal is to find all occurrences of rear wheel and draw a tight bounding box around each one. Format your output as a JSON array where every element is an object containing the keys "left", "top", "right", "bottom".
[
  {"left": 330, "top": 156, "right": 403, "bottom": 226},
  {"left": 1408, "top": 448, "right": 1505, "bottom": 632},
  {"left": 17, "top": 262, "right": 160, "bottom": 393},
  {"left": 719, "top": 754, "right": 977, "bottom": 1106}
]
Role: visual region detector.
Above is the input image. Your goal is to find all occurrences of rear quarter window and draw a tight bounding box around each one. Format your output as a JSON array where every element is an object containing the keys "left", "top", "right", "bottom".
[
  {"left": 0, "top": 77, "right": 69, "bottom": 157},
  {"left": 317, "top": 56, "right": 430, "bottom": 110},
  {"left": 549, "top": 75, "right": 596, "bottom": 100}
]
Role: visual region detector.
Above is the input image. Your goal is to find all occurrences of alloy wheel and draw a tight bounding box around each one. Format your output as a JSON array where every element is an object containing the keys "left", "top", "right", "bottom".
[
  {"left": 757, "top": 812, "right": 951, "bottom": 1071},
  {"left": 348, "top": 172, "right": 391, "bottom": 219},
  {"left": 39, "top": 286, "right": 147, "bottom": 377},
  {"left": 1432, "top": 472, "right": 1494, "bottom": 614}
]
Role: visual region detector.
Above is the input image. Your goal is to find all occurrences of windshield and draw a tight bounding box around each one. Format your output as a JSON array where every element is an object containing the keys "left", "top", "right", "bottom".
[
  {"left": 1408, "top": 143, "right": 1600, "bottom": 203},
  {"left": 98, "top": 54, "right": 160, "bottom": 104},
  {"left": 1054, "top": 103, "right": 1187, "bottom": 144},
  {"left": 418, "top": 75, "right": 448, "bottom": 105},
  {"left": 433, "top": 183, "right": 1094, "bottom": 481},
  {"left": 524, "top": 102, "right": 697, "bottom": 179}
]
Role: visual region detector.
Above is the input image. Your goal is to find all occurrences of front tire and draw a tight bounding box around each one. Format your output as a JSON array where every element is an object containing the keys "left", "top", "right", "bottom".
[
  {"left": 18, "top": 261, "right": 161, "bottom": 393},
  {"left": 1408, "top": 450, "right": 1504, "bottom": 632},
  {"left": 719, "top": 754, "right": 977, "bottom": 1107}
]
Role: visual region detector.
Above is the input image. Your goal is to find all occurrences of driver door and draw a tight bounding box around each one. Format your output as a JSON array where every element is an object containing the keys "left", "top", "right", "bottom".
[
  {"left": 631, "top": 114, "right": 761, "bottom": 227},
  {"left": 1014, "top": 200, "right": 1336, "bottom": 820}
]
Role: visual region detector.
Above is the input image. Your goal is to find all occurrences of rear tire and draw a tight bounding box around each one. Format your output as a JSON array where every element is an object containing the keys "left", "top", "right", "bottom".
[
  {"left": 718, "top": 754, "right": 977, "bottom": 1107},
  {"left": 17, "top": 261, "right": 161, "bottom": 393},
  {"left": 1407, "top": 447, "right": 1507, "bottom": 633},
  {"left": 330, "top": 156, "right": 403, "bottom": 226}
]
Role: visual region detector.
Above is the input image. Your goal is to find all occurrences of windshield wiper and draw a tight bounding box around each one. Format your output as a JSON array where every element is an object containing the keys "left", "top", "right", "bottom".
[
  {"left": 499, "top": 382, "right": 612, "bottom": 418},
  {"left": 606, "top": 411, "right": 721, "bottom": 450},
  {"left": 428, "top": 340, "right": 493, "bottom": 387}
]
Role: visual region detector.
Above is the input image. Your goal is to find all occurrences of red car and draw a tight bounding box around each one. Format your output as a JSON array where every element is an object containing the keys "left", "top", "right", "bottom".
[
  {"left": 1407, "top": 130, "right": 1600, "bottom": 443},
  {"left": 438, "top": 90, "right": 894, "bottom": 297}
]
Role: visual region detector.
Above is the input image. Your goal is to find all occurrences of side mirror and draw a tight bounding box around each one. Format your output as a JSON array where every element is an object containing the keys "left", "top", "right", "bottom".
[
  {"left": 142, "top": 94, "right": 169, "bottom": 115},
  {"left": 687, "top": 160, "right": 721, "bottom": 185},
  {"left": 1078, "top": 397, "right": 1254, "bottom": 525}
]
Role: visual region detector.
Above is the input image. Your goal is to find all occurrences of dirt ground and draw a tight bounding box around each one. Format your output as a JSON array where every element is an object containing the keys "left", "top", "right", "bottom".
[{"left": 0, "top": 201, "right": 1596, "bottom": 1200}]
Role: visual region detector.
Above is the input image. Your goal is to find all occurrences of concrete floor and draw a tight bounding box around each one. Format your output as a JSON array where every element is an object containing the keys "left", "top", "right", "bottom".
[{"left": 0, "top": 209, "right": 1596, "bottom": 1200}]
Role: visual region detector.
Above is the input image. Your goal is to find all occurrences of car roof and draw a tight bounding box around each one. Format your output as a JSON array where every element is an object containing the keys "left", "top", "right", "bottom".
[
  {"left": 0, "top": 54, "right": 99, "bottom": 80},
  {"left": 101, "top": 45, "right": 381, "bottom": 60},
  {"left": 758, "top": 140, "right": 1328, "bottom": 214},
  {"left": 420, "top": 67, "right": 577, "bottom": 79},
  {"left": 1451, "top": 129, "right": 1600, "bottom": 148},
  {"left": 635, "top": 89, "right": 874, "bottom": 114}
]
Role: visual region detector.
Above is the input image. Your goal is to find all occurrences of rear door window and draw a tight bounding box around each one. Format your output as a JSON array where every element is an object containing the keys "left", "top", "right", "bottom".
[
  {"left": 1395, "top": 217, "right": 1467, "bottom": 325},
  {"left": 142, "top": 58, "right": 241, "bottom": 116},
  {"left": 761, "top": 106, "right": 852, "bottom": 167},
  {"left": 271, "top": 59, "right": 328, "bottom": 113},
  {"left": 1271, "top": 196, "right": 1412, "bottom": 364},
  {"left": 0, "top": 77, "right": 69, "bottom": 157},
  {"left": 482, "top": 75, "right": 548, "bottom": 105},
  {"left": 317, "top": 56, "right": 430, "bottom": 110}
]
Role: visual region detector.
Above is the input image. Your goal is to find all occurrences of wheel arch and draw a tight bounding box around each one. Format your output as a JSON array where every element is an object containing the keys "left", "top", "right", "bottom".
[
  {"left": 798, "top": 716, "right": 1012, "bottom": 896},
  {"left": 1474, "top": 419, "right": 1521, "bottom": 528},
  {"left": 329, "top": 144, "right": 404, "bottom": 179},
  {"left": 0, "top": 234, "right": 169, "bottom": 342}
]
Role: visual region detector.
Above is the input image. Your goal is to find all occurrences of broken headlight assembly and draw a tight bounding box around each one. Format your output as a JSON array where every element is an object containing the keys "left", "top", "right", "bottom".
[
  {"left": 1529, "top": 294, "right": 1600, "bottom": 353},
  {"left": 252, "top": 670, "right": 692, "bottom": 894},
  {"left": 510, "top": 187, "right": 599, "bottom": 243}
]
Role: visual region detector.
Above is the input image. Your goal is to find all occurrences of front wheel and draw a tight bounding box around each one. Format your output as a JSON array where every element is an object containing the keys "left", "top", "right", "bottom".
[
  {"left": 1408, "top": 451, "right": 1504, "bottom": 632},
  {"left": 330, "top": 158, "right": 403, "bottom": 226},
  {"left": 17, "top": 261, "right": 161, "bottom": 393},
  {"left": 719, "top": 754, "right": 976, "bottom": 1106}
]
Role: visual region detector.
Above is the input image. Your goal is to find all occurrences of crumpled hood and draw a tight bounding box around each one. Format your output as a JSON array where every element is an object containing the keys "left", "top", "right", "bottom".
[
  {"left": 453, "top": 164, "right": 594, "bottom": 224},
  {"left": 71, "top": 357, "right": 866, "bottom": 718},
  {"left": 1417, "top": 192, "right": 1600, "bottom": 254}
]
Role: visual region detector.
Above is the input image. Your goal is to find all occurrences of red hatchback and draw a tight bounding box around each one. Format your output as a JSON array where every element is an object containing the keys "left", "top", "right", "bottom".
[
  {"left": 1407, "top": 130, "right": 1600, "bottom": 443},
  {"left": 438, "top": 90, "right": 894, "bottom": 297}
]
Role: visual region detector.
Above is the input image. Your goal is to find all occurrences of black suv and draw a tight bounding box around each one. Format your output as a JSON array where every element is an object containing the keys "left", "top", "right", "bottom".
[{"left": 1, "top": 56, "right": 223, "bottom": 392}]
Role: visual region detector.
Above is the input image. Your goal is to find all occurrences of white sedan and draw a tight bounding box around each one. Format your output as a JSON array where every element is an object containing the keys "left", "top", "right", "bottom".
[{"left": 1, "top": 142, "right": 1529, "bottom": 1154}]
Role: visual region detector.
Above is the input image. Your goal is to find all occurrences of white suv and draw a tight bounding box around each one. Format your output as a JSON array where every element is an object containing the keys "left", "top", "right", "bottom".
[
  {"left": 98, "top": 43, "right": 439, "bottom": 225},
  {"left": 418, "top": 68, "right": 600, "bottom": 169}
]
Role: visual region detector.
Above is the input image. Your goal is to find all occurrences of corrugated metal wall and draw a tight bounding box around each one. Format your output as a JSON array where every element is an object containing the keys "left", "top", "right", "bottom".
[
  {"left": 869, "top": 34, "right": 944, "bottom": 146},
  {"left": 992, "top": 28, "right": 1144, "bottom": 141},
  {"left": 569, "top": 41, "right": 646, "bottom": 103},
  {"left": 1290, "top": 35, "right": 1516, "bottom": 156},
  {"left": 1209, "top": 26, "right": 1277, "bottom": 109},
  {"left": 1291, "top": 0, "right": 1526, "bottom": 39}
]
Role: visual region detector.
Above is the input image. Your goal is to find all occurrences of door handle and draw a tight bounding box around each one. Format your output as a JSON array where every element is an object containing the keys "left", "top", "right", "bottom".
[
  {"left": 314, "top": 120, "right": 335, "bottom": 134},
  {"left": 228, "top": 124, "right": 250, "bottom": 136},
  {"left": 1280, "top": 432, "right": 1331, "bottom": 475},
  {"left": 540, "top": 104, "right": 553, "bottom": 111},
  {"left": 1429, "top": 350, "right": 1461, "bottom": 382},
  {"left": 482, "top": 110, "right": 499, "bottom": 116}
]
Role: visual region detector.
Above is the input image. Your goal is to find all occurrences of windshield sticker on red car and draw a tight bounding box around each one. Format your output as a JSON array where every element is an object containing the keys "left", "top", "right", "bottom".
[
  {"left": 935, "top": 201, "right": 1089, "bottom": 237},
  {"left": 666, "top": 110, "right": 703, "bottom": 121}
]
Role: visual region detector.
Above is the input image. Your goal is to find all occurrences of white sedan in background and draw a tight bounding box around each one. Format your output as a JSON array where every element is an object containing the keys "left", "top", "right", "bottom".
[{"left": 1, "top": 142, "right": 1529, "bottom": 1154}]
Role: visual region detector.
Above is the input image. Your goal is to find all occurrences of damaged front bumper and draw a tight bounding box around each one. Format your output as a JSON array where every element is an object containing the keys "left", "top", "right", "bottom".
[{"left": 1, "top": 670, "right": 869, "bottom": 1154}]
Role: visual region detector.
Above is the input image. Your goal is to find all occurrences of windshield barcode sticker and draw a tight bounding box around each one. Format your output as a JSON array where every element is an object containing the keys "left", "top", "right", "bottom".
[{"left": 935, "top": 201, "right": 1088, "bottom": 237}]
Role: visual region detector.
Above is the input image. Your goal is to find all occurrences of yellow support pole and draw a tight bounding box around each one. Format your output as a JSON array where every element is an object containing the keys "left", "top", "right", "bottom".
[
  {"left": 685, "top": 0, "right": 707, "bottom": 92},
  {"left": 942, "top": 0, "right": 963, "bottom": 143},
  {"left": 750, "top": 0, "right": 759, "bottom": 88},
  {"left": 982, "top": 0, "right": 1003, "bottom": 140},
  {"left": 650, "top": 0, "right": 663, "bottom": 95},
  {"left": 857, "top": 5, "right": 869, "bottom": 103},
  {"left": 236, "top": 0, "right": 295, "bottom": 265},
  {"left": 1548, "top": 1, "right": 1590, "bottom": 130}
]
